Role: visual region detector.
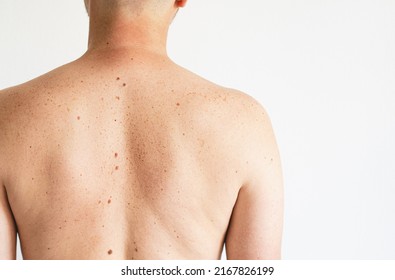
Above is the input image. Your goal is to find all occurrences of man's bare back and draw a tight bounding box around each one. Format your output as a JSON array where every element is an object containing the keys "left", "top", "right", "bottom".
[{"left": 0, "top": 0, "right": 283, "bottom": 260}]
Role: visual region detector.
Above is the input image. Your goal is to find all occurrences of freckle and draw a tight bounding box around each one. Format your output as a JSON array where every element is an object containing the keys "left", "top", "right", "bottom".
[
  {"left": 135, "top": 248, "right": 138, "bottom": 252},
  {"left": 115, "top": 96, "right": 120, "bottom": 100},
  {"left": 271, "top": 158, "right": 274, "bottom": 162},
  {"left": 32, "top": 178, "right": 34, "bottom": 181},
  {"left": 106, "top": 42, "right": 109, "bottom": 45},
  {"left": 176, "top": 103, "right": 180, "bottom": 106},
  {"left": 235, "top": 170, "right": 238, "bottom": 173},
  {"left": 102, "top": 225, "right": 104, "bottom": 228},
  {"left": 164, "top": 169, "right": 167, "bottom": 173},
  {"left": 177, "top": 235, "right": 180, "bottom": 239},
  {"left": 108, "top": 249, "right": 113, "bottom": 255},
  {"left": 47, "top": 248, "right": 50, "bottom": 250},
  {"left": 131, "top": 58, "right": 134, "bottom": 60},
  {"left": 77, "top": 116, "right": 80, "bottom": 120},
  {"left": 98, "top": 200, "right": 101, "bottom": 204},
  {"left": 59, "top": 227, "right": 62, "bottom": 230},
  {"left": 108, "top": 199, "right": 111, "bottom": 204},
  {"left": 29, "top": 145, "right": 32, "bottom": 148},
  {"left": 161, "top": 188, "right": 163, "bottom": 191},
  {"left": 115, "top": 166, "right": 119, "bottom": 170},
  {"left": 80, "top": 80, "right": 84, "bottom": 83},
  {"left": 45, "top": 191, "right": 48, "bottom": 195}
]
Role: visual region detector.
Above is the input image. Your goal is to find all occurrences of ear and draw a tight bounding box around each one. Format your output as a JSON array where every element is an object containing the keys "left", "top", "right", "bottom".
[{"left": 175, "top": 0, "right": 188, "bottom": 8}]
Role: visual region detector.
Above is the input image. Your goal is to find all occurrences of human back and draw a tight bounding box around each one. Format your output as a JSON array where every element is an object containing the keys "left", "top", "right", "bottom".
[{"left": 0, "top": 0, "right": 283, "bottom": 260}]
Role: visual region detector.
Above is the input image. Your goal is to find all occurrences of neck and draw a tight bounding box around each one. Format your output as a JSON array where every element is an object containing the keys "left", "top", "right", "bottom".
[{"left": 85, "top": 3, "right": 171, "bottom": 57}]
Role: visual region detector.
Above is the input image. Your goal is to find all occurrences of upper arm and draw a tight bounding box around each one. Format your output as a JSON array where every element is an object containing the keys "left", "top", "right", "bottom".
[
  {"left": 0, "top": 90, "right": 17, "bottom": 260},
  {"left": 225, "top": 98, "right": 283, "bottom": 260}
]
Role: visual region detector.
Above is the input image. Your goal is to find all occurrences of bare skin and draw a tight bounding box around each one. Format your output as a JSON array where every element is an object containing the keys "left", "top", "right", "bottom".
[{"left": 0, "top": 0, "right": 283, "bottom": 260}]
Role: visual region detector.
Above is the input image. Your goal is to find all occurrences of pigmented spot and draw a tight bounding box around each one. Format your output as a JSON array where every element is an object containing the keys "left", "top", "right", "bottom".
[
  {"left": 80, "top": 80, "right": 84, "bottom": 83},
  {"left": 115, "top": 96, "right": 120, "bottom": 100},
  {"left": 32, "top": 177, "right": 34, "bottom": 181},
  {"left": 177, "top": 235, "right": 180, "bottom": 239},
  {"left": 123, "top": 83, "right": 126, "bottom": 87},
  {"left": 77, "top": 116, "right": 80, "bottom": 120},
  {"left": 29, "top": 146, "right": 32, "bottom": 149},
  {"left": 116, "top": 77, "right": 120, "bottom": 81},
  {"left": 47, "top": 248, "right": 50, "bottom": 250},
  {"left": 115, "top": 166, "right": 119, "bottom": 171},
  {"left": 108, "top": 199, "right": 112, "bottom": 204},
  {"left": 108, "top": 249, "right": 113, "bottom": 255},
  {"left": 106, "top": 42, "right": 109, "bottom": 45},
  {"left": 98, "top": 200, "right": 102, "bottom": 204},
  {"left": 135, "top": 248, "right": 138, "bottom": 252},
  {"left": 131, "top": 58, "right": 134, "bottom": 60},
  {"left": 235, "top": 170, "right": 238, "bottom": 174},
  {"left": 115, "top": 152, "right": 118, "bottom": 158},
  {"left": 59, "top": 227, "right": 62, "bottom": 230},
  {"left": 176, "top": 103, "right": 180, "bottom": 106}
]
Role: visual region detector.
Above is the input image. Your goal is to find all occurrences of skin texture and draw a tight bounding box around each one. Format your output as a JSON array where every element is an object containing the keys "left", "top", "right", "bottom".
[{"left": 0, "top": 0, "right": 283, "bottom": 260}]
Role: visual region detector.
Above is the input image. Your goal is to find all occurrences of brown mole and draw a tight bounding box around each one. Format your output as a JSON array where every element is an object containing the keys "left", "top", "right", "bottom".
[
  {"left": 108, "top": 249, "right": 113, "bottom": 255},
  {"left": 114, "top": 152, "right": 118, "bottom": 158},
  {"left": 108, "top": 199, "right": 111, "bottom": 204}
]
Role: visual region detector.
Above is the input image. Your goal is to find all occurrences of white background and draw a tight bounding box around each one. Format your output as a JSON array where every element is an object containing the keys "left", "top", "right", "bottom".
[{"left": 0, "top": 0, "right": 394, "bottom": 259}]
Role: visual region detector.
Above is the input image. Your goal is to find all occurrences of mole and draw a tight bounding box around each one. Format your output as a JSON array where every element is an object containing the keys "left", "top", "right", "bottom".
[
  {"left": 115, "top": 152, "right": 118, "bottom": 158},
  {"left": 116, "top": 77, "right": 120, "bottom": 81},
  {"left": 123, "top": 83, "right": 126, "bottom": 87},
  {"left": 77, "top": 116, "right": 80, "bottom": 120},
  {"left": 108, "top": 199, "right": 112, "bottom": 204},
  {"left": 115, "top": 166, "right": 119, "bottom": 170},
  {"left": 108, "top": 249, "right": 113, "bottom": 255},
  {"left": 176, "top": 103, "right": 180, "bottom": 106}
]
